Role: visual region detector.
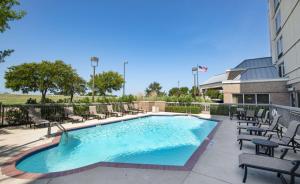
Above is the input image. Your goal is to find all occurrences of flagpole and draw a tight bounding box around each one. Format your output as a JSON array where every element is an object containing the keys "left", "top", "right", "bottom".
[
  {"left": 196, "top": 64, "right": 199, "bottom": 96},
  {"left": 193, "top": 73, "right": 196, "bottom": 96}
]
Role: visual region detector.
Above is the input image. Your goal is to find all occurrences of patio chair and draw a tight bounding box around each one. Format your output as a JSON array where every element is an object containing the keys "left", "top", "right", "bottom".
[
  {"left": 237, "top": 109, "right": 267, "bottom": 126},
  {"left": 231, "top": 107, "right": 245, "bottom": 120},
  {"left": 89, "top": 106, "right": 106, "bottom": 119},
  {"left": 123, "top": 104, "right": 138, "bottom": 114},
  {"left": 64, "top": 106, "right": 83, "bottom": 122},
  {"left": 27, "top": 107, "right": 50, "bottom": 128},
  {"left": 244, "top": 109, "right": 256, "bottom": 121},
  {"left": 239, "top": 150, "right": 300, "bottom": 184},
  {"left": 131, "top": 103, "right": 145, "bottom": 113},
  {"left": 106, "top": 104, "right": 122, "bottom": 117},
  {"left": 237, "top": 120, "right": 300, "bottom": 150},
  {"left": 237, "top": 111, "right": 271, "bottom": 134}
]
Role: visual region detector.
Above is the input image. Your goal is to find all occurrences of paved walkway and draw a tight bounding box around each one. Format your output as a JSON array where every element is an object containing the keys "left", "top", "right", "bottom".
[{"left": 0, "top": 113, "right": 299, "bottom": 184}]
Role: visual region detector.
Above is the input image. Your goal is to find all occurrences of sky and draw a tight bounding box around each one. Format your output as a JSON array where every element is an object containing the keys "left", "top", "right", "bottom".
[{"left": 0, "top": 0, "right": 270, "bottom": 96}]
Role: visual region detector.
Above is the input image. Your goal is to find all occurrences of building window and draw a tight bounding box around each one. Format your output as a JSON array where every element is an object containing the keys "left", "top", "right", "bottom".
[
  {"left": 297, "top": 92, "right": 300, "bottom": 107},
  {"left": 275, "top": 10, "right": 281, "bottom": 33},
  {"left": 233, "top": 94, "right": 243, "bottom": 104},
  {"left": 291, "top": 93, "right": 296, "bottom": 107},
  {"left": 274, "top": 0, "right": 280, "bottom": 11},
  {"left": 244, "top": 94, "right": 256, "bottom": 104},
  {"left": 257, "top": 94, "right": 270, "bottom": 104},
  {"left": 278, "top": 62, "right": 285, "bottom": 77},
  {"left": 277, "top": 36, "right": 283, "bottom": 58}
]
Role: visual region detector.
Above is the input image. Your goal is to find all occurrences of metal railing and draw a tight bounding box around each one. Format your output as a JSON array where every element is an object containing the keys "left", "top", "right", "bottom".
[
  {"left": 1, "top": 101, "right": 300, "bottom": 135},
  {"left": 0, "top": 102, "right": 130, "bottom": 127}
]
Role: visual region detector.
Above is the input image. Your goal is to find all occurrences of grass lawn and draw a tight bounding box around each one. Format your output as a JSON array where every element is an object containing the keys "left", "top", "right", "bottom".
[{"left": 0, "top": 94, "right": 90, "bottom": 105}]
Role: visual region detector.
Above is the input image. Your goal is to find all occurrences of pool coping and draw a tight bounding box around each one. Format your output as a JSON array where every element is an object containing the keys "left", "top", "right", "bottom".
[{"left": 1, "top": 114, "right": 221, "bottom": 179}]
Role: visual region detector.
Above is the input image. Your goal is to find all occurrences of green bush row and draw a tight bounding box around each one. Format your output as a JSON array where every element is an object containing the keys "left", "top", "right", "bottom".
[
  {"left": 210, "top": 105, "right": 270, "bottom": 116},
  {"left": 165, "top": 105, "right": 202, "bottom": 114},
  {"left": 210, "top": 104, "right": 230, "bottom": 115}
]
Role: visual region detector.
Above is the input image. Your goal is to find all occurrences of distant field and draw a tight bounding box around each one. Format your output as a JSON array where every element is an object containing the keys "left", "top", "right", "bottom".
[{"left": 0, "top": 94, "right": 90, "bottom": 105}]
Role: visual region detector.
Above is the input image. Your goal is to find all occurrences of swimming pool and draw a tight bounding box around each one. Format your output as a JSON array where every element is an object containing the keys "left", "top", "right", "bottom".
[{"left": 16, "top": 115, "right": 218, "bottom": 174}]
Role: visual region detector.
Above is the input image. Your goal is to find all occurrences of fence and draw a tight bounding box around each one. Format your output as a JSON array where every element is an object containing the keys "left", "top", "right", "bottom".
[
  {"left": 0, "top": 102, "right": 128, "bottom": 127},
  {"left": 164, "top": 102, "right": 299, "bottom": 134},
  {"left": 1, "top": 101, "right": 300, "bottom": 133}
]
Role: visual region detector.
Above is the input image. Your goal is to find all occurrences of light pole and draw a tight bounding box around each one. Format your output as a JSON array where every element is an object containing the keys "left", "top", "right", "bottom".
[
  {"left": 192, "top": 67, "right": 198, "bottom": 96},
  {"left": 91, "top": 56, "right": 99, "bottom": 102},
  {"left": 123, "top": 61, "right": 128, "bottom": 96}
]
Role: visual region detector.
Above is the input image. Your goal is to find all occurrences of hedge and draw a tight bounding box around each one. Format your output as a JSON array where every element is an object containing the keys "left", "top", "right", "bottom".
[
  {"left": 210, "top": 104, "right": 230, "bottom": 115},
  {"left": 165, "top": 105, "right": 202, "bottom": 114}
]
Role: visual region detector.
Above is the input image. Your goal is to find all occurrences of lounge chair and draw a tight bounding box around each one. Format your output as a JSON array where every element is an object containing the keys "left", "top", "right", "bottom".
[
  {"left": 27, "top": 107, "right": 50, "bottom": 128},
  {"left": 243, "top": 109, "right": 256, "bottom": 121},
  {"left": 64, "top": 106, "right": 83, "bottom": 122},
  {"left": 239, "top": 150, "right": 300, "bottom": 184},
  {"left": 131, "top": 103, "right": 144, "bottom": 113},
  {"left": 237, "top": 120, "right": 300, "bottom": 150},
  {"left": 106, "top": 105, "right": 122, "bottom": 117},
  {"left": 237, "top": 111, "right": 271, "bottom": 134},
  {"left": 89, "top": 106, "right": 106, "bottom": 119},
  {"left": 237, "top": 109, "right": 266, "bottom": 125},
  {"left": 230, "top": 107, "right": 245, "bottom": 120},
  {"left": 123, "top": 104, "right": 138, "bottom": 114}
]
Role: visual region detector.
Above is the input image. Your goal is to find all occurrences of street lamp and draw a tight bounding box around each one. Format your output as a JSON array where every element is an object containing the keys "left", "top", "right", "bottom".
[
  {"left": 91, "top": 56, "right": 99, "bottom": 102},
  {"left": 123, "top": 61, "right": 128, "bottom": 96},
  {"left": 192, "top": 66, "right": 198, "bottom": 96}
]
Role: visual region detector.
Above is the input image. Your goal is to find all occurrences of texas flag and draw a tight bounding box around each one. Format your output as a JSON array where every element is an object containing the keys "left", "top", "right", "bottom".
[{"left": 198, "top": 66, "right": 208, "bottom": 72}]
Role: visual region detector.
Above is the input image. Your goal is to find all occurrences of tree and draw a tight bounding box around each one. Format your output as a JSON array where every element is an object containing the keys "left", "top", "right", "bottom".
[
  {"left": 169, "top": 87, "right": 180, "bottom": 96},
  {"left": 0, "top": 49, "right": 13, "bottom": 63},
  {"left": 169, "top": 87, "right": 189, "bottom": 97},
  {"left": 190, "top": 86, "right": 199, "bottom": 96},
  {"left": 145, "top": 82, "right": 163, "bottom": 97},
  {"left": 88, "top": 71, "right": 124, "bottom": 96},
  {"left": 205, "top": 89, "right": 221, "bottom": 99},
  {"left": 5, "top": 60, "right": 79, "bottom": 103},
  {"left": 0, "top": 0, "right": 26, "bottom": 63},
  {"left": 179, "top": 87, "right": 189, "bottom": 96},
  {"left": 57, "top": 72, "right": 86, "bottom": 103}
]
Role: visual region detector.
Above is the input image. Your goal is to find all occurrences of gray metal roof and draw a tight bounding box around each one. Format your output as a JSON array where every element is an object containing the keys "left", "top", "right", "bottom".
[
  {"left": 201, "top": 73, "right": 227, "bottom": 85},
  {"left": 234, "top": 57, "right": 272, "bottom": 69},
  {"left": 237, "top": 66, "right": 280, "bottom": 81},
  {"left": 200, "top": 57, "right": 280, "bottom": 87}
]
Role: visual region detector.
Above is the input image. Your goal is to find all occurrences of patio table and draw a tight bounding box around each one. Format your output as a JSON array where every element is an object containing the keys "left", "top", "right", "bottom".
[
  {"left": 247, "top": 127, "right": 265, "bottom": 136},
  {"left": 252, "top": 138, "right": 279, "bottom": 157}
]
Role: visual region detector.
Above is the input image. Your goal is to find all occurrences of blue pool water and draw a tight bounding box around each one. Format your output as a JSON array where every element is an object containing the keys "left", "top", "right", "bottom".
[{"left": 16, "top": 116, "right": 217, "bottom": 173}]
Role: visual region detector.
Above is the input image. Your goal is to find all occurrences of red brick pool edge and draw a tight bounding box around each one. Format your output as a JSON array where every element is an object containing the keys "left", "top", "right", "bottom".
[{"left": 1, "top": 117, "right": 221, "bottom": 179}]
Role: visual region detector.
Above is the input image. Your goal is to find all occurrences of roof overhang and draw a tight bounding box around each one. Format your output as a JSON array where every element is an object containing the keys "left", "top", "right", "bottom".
[{"left": 222, "top": 78, "right": 289, "bottom": 84}]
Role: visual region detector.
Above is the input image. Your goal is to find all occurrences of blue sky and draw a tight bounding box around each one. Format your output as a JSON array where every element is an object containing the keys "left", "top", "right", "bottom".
[{"left": 0, "top": 0, "right": 270, "bottom": 95}]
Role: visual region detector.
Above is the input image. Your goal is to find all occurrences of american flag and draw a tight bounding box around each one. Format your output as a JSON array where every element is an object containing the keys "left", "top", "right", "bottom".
[{"left": 198, "top": 66, "right": 208, "bottom": 72}]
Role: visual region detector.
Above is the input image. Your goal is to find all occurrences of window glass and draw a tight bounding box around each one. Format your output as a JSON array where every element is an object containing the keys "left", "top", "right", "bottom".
[
  {"left": 277, "top": 36, "right": 283, "bottom": 58},
  {"left": 244, "top": 94, "right": 256, "bottom": 104},
  {"left": 274, "top": 0, "right": 280, "bottom": 10},
  {"left": 275, "top": 10, "right": 281, "bottom": 32},
  {"left": 257, "top": 94, "right": 270, "bottom": 104},
  {"left": 278, "top": 62, "right": 285, "bottom": 77},
  {"left": 233, "top": 94, "right": 243, "bottom": 104},
  {"left": 298, "top": 92, "right": 300, "bottom": 108},
  {"left": 291, "top": 93, "right": 296, "bottom": 107}
]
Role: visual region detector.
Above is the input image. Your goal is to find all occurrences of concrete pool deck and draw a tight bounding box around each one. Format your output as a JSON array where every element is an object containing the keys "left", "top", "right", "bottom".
[{"left": 0, "top": 113, "right": 299, "bottom": 184}]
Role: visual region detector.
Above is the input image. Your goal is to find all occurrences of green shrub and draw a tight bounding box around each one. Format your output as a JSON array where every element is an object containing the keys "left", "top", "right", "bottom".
[
  {"left": 73, "top": 105, "right": 89, "bottom": 115},
  {"left": 118, "top": 95, "right": 137, "bottom": 103},
  {"left": 77, "top": 97, "right": 90, "bottom": 103},
  {"left": 210, "top": 104, "right": 230, "bottom": 115},
  {"left": 165, "top": 105, "right": 202, "bottom": 114},
  {"left": 56, "top": 98, "right": 70, "bottom": 103},
  {"left": 40, "top": 98, "right": 56, "bottom": 104},
  {"left": 6, "top": 108, "right": 24, "bottom": 125},
  {"left": 25, "top": 98, "right": 37, "bottom": 104}
]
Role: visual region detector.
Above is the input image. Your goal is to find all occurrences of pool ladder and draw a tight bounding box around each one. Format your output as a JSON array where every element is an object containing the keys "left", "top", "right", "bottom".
[{"left": 54, "top": 122, "right": 68, "bottom": 137}]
